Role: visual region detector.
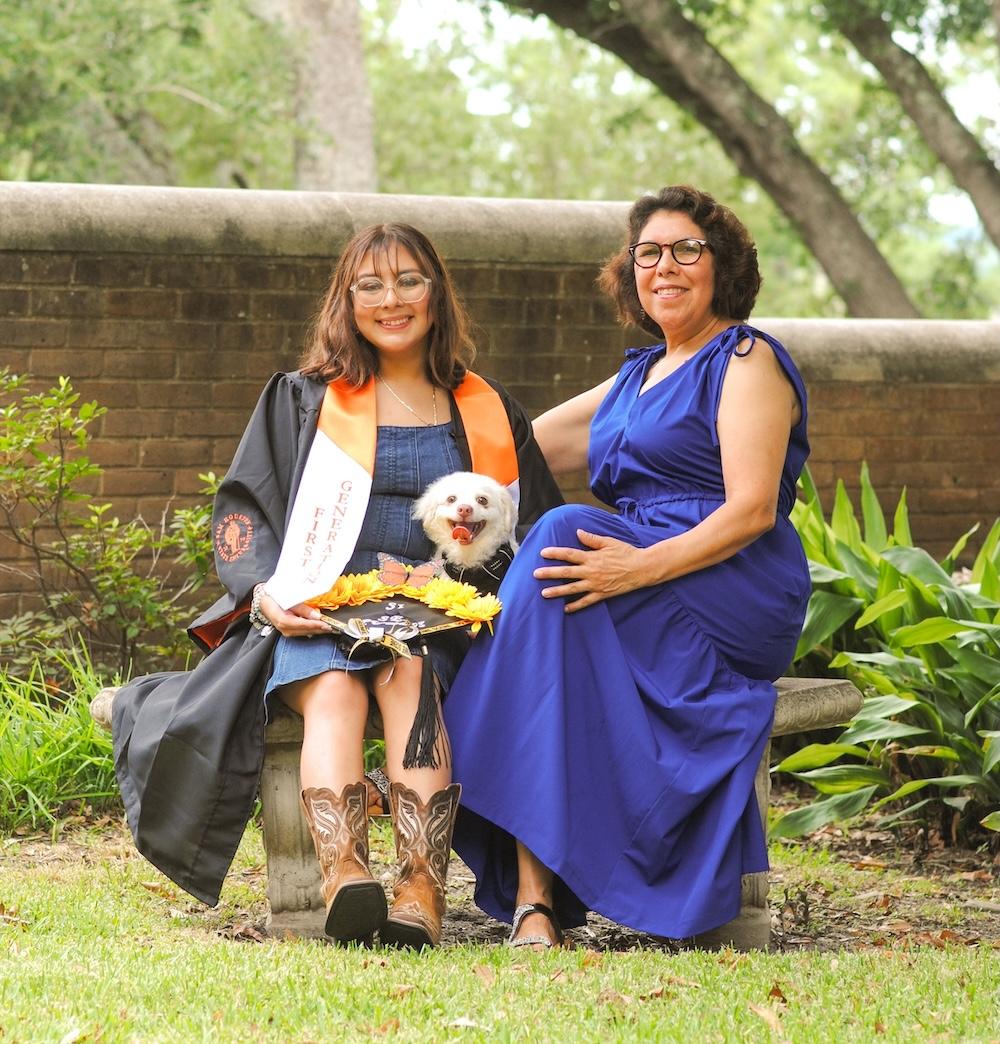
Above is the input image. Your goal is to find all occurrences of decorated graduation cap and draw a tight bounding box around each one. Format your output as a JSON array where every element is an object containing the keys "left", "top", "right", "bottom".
[{"left": 307, "top": 555, "right": 501, "bottom": 770}]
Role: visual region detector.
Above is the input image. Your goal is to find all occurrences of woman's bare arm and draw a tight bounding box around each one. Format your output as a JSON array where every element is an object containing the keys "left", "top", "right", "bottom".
[{"left": 532, "top": 376, "right": 616, "bottom": 475}]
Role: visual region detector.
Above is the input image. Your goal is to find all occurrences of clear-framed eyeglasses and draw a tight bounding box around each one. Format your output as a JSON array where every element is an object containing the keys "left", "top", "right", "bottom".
[
  {"left": 628, "top": 238, "right": 711, "bottom": 268},
  {"left": 349, "top": 273, "right": 432, "bottom": 307}
]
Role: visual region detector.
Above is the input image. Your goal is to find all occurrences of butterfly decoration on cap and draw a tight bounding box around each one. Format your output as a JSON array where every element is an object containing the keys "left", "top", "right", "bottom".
[{"left": 306, "top": 554, "right": 503, "bottom": 770}]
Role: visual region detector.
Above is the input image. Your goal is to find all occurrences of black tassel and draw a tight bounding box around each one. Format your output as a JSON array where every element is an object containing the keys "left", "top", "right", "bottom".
[{"left": 402, "top": 643, "right": 442, "bottom": 770}]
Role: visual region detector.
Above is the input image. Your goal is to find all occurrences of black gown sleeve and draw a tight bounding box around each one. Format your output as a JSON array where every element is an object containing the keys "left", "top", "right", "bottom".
[{"left": 187, "top": 373, "right": 306, "bottom": 645}]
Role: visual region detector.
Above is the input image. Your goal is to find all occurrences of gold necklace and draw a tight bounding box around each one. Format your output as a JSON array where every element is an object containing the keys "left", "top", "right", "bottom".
[{"left": 376, "top": 373, "right": 438, "bottom": 426}]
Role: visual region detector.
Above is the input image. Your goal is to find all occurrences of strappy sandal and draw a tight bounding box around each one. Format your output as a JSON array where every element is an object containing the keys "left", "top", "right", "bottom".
[
  {"left": 508, "top": 902, "right": 564, "bottom": 949},
  {"left": 364, "top": 767, "right": 390, "bottom": 818}
]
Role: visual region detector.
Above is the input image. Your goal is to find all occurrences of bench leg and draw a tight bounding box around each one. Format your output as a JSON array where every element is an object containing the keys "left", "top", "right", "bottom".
[
  {"left": 692, "top": 740, "right": 772, "bottom": 951},
  {"left": 259, "top": 722, "right": 327, "bottom": 938}
]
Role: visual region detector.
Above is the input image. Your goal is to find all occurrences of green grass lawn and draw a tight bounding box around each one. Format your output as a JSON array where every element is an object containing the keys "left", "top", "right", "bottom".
[{"left": 2, "top": 821, "right": 999, "bottom": 1042}]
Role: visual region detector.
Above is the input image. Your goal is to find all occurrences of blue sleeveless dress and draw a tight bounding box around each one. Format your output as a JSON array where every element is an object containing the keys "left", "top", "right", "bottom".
[{"left": 444, "top": 325, "right": 811, "bottom": 939}]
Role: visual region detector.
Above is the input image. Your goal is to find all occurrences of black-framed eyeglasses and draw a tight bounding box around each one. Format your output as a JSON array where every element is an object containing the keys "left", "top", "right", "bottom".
[
  {"left": 349, "top": 273, "right": 432, "bottom": 307},
  {"left": 628, "top": 239, "right": 711, "bottom": 268}
]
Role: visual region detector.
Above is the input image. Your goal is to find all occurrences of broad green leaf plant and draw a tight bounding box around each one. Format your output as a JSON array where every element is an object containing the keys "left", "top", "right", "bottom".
[{"left": 775, "top": 463, "right": 1000, "bottom": 840}]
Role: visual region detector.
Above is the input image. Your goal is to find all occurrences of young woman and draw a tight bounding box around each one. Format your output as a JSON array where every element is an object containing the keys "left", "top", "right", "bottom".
[{"left": 110, "top": 223, "right": 561, "bottom": 948}]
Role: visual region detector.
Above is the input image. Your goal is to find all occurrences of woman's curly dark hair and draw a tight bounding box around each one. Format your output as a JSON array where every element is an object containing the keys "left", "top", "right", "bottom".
[
  {"left": 598, "top": 185, "right": 761, "bottom": 338},
  {"left": 300, "top": 222, "right": 476, "bottom": 388}
]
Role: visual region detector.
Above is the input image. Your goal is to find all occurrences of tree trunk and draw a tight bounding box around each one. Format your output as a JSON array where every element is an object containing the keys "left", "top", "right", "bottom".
[
  {"left": 503, "top": 0, "right": 919, "bottom": 317},
  {"left": 255, "top": 0, "right": 377, "bottom": 192},
  {"left": 76, "top": 100, "right": 176, "bottom": 185},
  {"left": 836, "top": 10, "right": 1000, "bottom": 252}
]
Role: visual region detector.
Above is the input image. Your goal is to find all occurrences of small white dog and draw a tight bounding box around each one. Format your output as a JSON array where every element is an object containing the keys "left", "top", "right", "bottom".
[{"left": 413, "top": 471, "right": 518, "bottom": 593}]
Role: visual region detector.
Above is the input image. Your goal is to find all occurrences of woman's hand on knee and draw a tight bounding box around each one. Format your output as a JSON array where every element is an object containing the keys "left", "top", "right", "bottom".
[
  {"left": 533, "top": 529, "right": 651, "bottom": 612},
  {"left": 260, "top": 592, "right": 335, "bottom": 638}
]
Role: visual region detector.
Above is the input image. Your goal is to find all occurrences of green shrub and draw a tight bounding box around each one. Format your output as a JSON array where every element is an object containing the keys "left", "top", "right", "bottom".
[
  {"left": 0, "top": 371, "right": 218, "bottom": 680},
  {"left": 776, "top": 464, "right": 1000, "bottom": 840},
  {"left": 0, "top": 652, "right": 119, "bottom": 832}
]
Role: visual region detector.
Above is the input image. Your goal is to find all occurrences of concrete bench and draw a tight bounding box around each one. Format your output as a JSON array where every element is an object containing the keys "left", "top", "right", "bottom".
[{"left": 259, "top": 675, "right": 863, "bottom": 949}]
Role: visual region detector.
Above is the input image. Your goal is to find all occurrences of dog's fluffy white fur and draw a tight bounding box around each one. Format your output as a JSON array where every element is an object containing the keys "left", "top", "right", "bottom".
[{"left": 413, "top": 471, "right": 518, "bottom": 570}]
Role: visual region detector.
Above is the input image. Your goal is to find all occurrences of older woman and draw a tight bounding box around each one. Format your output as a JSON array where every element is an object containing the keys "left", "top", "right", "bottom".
[{"left": 443, "top": 185, "right": 810, "bottom": 947}]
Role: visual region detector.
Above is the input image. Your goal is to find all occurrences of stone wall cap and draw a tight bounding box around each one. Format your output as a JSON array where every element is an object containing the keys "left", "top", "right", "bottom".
[
  {"left": 755, "top": 317, "right": 1000, "bottom": 383},
  {"left": 0, "top": 181, "right": 629, "bottom": 264}
]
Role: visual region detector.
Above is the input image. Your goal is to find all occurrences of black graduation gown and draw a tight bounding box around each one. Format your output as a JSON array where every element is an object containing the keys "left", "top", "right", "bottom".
[{"left": 112, "top": 370, "right": 563, "bottom": 906}]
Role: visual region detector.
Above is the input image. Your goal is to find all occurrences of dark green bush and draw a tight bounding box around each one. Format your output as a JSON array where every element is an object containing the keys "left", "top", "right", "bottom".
[{"left": 0, "top": 371, "right": 218, "bottom": 680}]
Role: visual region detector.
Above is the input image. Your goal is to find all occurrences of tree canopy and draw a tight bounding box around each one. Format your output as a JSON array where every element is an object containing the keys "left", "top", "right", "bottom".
[{"left": 2, "top": 0, "right": 997, "bottom": 318}]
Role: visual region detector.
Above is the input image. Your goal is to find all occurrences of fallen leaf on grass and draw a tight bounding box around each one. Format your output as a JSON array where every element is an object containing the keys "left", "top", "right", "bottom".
[
  {"left": 664, "top": 975, "right": 701, "bottom": 989},
  {"left": 874, "top": 1020, "right": 886, "bottom": 1034},
  {"left": 371, "top": 1017, "right": 400, "bottom": 1035},
  {"left": 228, "top": 923, "right": 265, "bottom": 943},
  {"left": 139, "top": 880, "right": 177, "bottom": 900},
  {"left": 549, "top": 969, "right": 568, "bottom": 983},
  {"left": 472, "top": 964, "right": 496, "bottom": 987},
  {"left": 937, "top": 929, "right": 976, "bottom": 945},
  {"left": 768, "top": 983, "right": 789, "bottom": 1005},
  {"left": 581, "top": 951, "right": 604, "bottom": 968},
  {"left": 390, "top": 985, "right": 416, "bottom": 998},
  {"left": 749, "top": 1004, "right": 783, "bottom": 1032},
  {"left": 907, "top": 930, "right": 980, "bottom": 948},
  {"left": 598, "top": 988, "right": 634, "bottom": 1006},
  {"left": 953, "top": 869, "right": 992, "bottom": 882},
  {"left": 0, "top": 902, "right": 29, "bottom": 928}
]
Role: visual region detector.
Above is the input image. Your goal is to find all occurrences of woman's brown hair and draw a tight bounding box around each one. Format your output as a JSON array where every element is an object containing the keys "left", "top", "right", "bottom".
[
  {"left": 300, "top": 223, "right": 476, "bottom": 387},
  {"left": 598, "top": 185, "right": 762, "bottom": 338}
]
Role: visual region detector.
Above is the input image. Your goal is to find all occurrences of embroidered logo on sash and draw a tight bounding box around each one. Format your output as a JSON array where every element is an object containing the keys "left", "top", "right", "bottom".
[{"left": 215, "top": 513, "right": 253, "bottom": 562}]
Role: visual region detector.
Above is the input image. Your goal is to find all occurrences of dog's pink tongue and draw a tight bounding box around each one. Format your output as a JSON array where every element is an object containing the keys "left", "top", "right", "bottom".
[{"left": 451, "top": 524, "right": 473, "bottom": 545}]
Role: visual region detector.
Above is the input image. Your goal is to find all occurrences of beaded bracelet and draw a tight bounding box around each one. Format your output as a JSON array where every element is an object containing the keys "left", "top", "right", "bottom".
[{"left": 248, "top": 583, "right": 270, "bottom": 630}]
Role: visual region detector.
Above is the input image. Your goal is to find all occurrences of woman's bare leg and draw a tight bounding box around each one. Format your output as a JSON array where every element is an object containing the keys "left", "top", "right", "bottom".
[
  {"left": 278, "top": 669, "right": 369, "bottom": 791},
  {"left": 371, "top": 656, "right": 450, "bottom": 800},
  {"left": 514, "top": 841, "right": 560, "bottom": 946}
]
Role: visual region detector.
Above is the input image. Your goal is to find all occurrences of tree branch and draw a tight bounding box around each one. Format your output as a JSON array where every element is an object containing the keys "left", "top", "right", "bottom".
[
  {"left": 502, "top": 0, "right": 920, "bottom": 316},
  {"left": 835, "top": 8, "right": 1000, "bottom": 251}
]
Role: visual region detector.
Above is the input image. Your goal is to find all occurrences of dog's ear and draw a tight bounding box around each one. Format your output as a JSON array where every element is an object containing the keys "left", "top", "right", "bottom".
[
  {"left": 498, "top": 483, "right": 517, "bottom": 536},
  {"left": 412, "top": 481, "right": 438, "bottom": 524}
]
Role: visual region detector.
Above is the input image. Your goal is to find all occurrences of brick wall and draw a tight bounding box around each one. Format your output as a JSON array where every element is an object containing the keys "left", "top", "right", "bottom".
[{"left": 2, "top": 183, "right": 998, "bottom": 619}]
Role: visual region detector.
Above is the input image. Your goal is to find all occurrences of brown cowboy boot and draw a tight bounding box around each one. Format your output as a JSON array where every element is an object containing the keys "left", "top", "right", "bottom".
[
  {"left": 300, "top": 783, "right": 387, "bottom": 944},
  {"left": 380, "top": 782, "right": 461, "bottom": 949}
]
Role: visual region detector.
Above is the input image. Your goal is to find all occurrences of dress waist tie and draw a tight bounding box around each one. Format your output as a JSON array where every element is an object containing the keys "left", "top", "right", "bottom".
[{"left": 614, "top": 492, "right": 725, "bottom": 525}]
